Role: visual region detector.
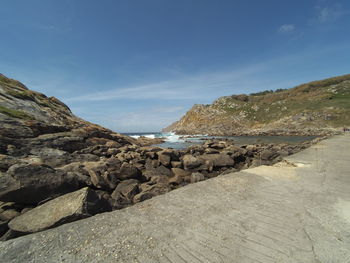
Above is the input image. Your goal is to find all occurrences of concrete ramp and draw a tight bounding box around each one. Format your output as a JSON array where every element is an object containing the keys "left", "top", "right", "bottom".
[{"left": 0, "top": 135, "right": 349, "bottom": 262}]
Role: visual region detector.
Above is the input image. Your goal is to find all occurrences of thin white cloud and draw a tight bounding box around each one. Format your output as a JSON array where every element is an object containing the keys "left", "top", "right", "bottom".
[
  {"left": 278, "top": 24, "right": 295, "bottom": 33},
  {"left": 312, "top": 3, "right": 348, "bottom": 24},
  {"left": 64, "top": 65, "right": 264, "bottom": 103},
  {"left": 153, "top": 106, "right": 185, "bottom": 113},
  {"left": 64, "top": 44, "right": 349, "bottom": 107}
]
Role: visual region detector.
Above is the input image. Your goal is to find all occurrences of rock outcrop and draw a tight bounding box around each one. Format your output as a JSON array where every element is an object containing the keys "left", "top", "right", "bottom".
[
  {"left": 8, "top": 187, "right": 109, "bottom": 234},
  {"left": 163, "top": 74, "right": 350, "bottom": 136},
  {"left": 0, "top": 73, "right": 323, "bottom": 240}
]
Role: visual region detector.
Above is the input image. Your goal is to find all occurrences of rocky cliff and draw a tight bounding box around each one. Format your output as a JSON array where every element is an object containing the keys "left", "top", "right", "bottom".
[
  {"left": 163, "top": 74, "right": 350, "bottom": 135},
  {"left": 0, "top": 73, "right": 320, "bottom": 241},
  {"left": 0, "top": 73, "right": 135, "bottom": 141}
]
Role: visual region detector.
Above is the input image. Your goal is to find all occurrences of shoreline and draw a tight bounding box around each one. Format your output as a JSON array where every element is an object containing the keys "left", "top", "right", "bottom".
[
  {"left": 1, "top": 134, "right": 348, "bottom": 262},
  {"left": 0, "top": 133, "right": 325, "bottom": 241}
]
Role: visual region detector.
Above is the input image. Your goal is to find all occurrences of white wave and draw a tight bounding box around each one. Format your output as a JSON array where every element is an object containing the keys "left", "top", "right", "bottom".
[
  {"left": 130, "top": 134, "right": 156, "bottom": 139},
  {"left": 162, "top": 132, "right": 183, "bottom": 143}
]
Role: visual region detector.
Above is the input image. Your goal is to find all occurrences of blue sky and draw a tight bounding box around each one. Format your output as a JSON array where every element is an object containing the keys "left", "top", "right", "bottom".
[{"left": 1, "top": 0, "right": 350, "bottom": 132}]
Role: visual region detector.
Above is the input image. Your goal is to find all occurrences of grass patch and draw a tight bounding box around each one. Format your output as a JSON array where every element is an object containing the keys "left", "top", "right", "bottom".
[
  {"left": 7, "top": 89, "right": 36, "bottom": 101},
  {"left": 0, "top": 105, "right": 35, "bottom": 120},
  {"left": 0, "top": 74, "right": 27, "bottom": 89}
]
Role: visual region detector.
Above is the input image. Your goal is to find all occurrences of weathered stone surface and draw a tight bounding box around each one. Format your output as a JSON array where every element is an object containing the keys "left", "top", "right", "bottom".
[
  {"left": 199, "top": 153, "right": 234, "bottom": 168},
  {"left": 182, "top": 155, "right": 202, "bottom": 170},
  {"left": 8, "top": 187, "right": 109, "bottom": 233},
  {"left": 133, "top": 192, "right": 155, "bottom": 203},
  {"left": 0, "top": 155, "right": 17, "bottom": 172},
  {"left": 0, "top": 73, "right": 326, "bottom": 243},
  {"left": 0, "top": 210, "right": 20, "bottom": 222},
  {"left": 0, "top": 202, "right": 23, "bottom": 214},
  {"left": 260, "top": 149, "right": 276, "bottom": 160},
  {"left": 190, "top": 172, "right": 205, "bottom": 183},
  {"left": 155, "top": 165, "right": 172, "bottom": 177},
  {"left": 157, "top": 151, "right": 171, "bottom": 166},
  {"left": 118, "top": 162, "right": 142, "bottom": 181},
  {"left": 170, "top": 168, "right": 191, "bottom": 184},
  {"left": 1, "top": 134, "right": 348, "bottom": 263},
  {"left": 84, "top": 161, "right": 116, "bottom": 190},
  {"left": 111, "top": 179, "right": 139, "bottom": 205},
  {"left": 171, "top": 161, "right": 182, "bottom": 168},
  {"left": 0, "top": 163, "right": 87, "bottom": 204}
]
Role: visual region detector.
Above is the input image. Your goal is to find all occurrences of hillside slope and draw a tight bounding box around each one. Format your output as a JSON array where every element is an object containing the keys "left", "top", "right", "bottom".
[
  {"left": 0, "top": 74, "right": 135, "bottom": 141},
  {"left": 163, "top": 74, "right": 350, "bottom": 135}
]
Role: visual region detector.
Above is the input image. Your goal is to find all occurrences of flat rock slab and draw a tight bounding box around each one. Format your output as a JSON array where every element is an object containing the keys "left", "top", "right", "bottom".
[
  {"left": 0, "top": 135, "right": 350, "bottom": 262},
  {"left": 8, "top": 187, "right": 104, "bottom": 233}
]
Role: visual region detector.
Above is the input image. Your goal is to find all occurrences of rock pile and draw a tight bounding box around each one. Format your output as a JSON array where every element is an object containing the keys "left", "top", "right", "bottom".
[
  {"left": 0, "top": 134, "right": 322, "bottom": 240},
  {"left": 0, "top": 73, "right": 324, "bottom": 241}
]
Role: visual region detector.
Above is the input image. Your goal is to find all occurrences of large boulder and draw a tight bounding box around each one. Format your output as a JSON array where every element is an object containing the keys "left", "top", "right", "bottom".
[
  {"left": 8, "top": 187, "right": 110, "bottom": 234},
  {"left": 0, "top": 209, "right": 20, "bottom": 222},
  {"left": 260, "top": 149, "right": 277, "bottom": 160},
  {"left": 0, "top": 155, "right": 17, "bottom": 172},
  {"left": 157, "top": 149, "right": 179, "bottom": 167},
  {"left": 28, "top": 132, "right": 87, "bottom": 153},
  {"left": 0, "top": 163, "right": 87, "bottom": 204},
  {"left": 199, "top": 154, "right": 234, "bottom": 168},
  {"left": 158, "top": 151, "right": 171, "bottom": 167},
  {"left": 190, "top": 172, "right": 205, "bottom": 183},
  {"left": 170, "top": 168, "right": 191, "bottom": 184},
  {"left": 84, "top": 161, "right": 117, "bottom": 190},
  {"left": 117, "top": 162, "right": 142, "bottom": 180},
  {"left": 111, "top": 179, "right": 139, "bottom": 207},
  {"left": 182, "top": 155, "right": 202, "bottom": 170}
]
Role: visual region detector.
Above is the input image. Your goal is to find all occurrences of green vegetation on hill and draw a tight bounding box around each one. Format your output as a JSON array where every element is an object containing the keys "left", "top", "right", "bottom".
[
  {"left": 0, "top": 105, "right": 35, "bottom": 120},
  {"left": 164, "top": 73, "right": 350, "bottom": 135}
]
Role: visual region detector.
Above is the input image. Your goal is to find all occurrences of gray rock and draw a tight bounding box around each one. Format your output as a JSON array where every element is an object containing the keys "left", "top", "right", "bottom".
[
  {"left": 182, "top": 155, "right": 202, "bottom": 170},
  {"left": 155, "top": 165, "right": 172, "bottom": 177},
  {"left": 157, "top": 149, "right": 178, "bottom": 167},
  {"left": 133, "top": 192, "right": 155, "bottom": 203},
  {"left": 0, "top": 163, "right": 87, "bottom": 204},
  {"left": 260, "top": 149, "right": 276, "bottom": 160},
  {"left": 0, "top": 229, "right": 22, "bottom": 241},
  {"left": 171, "top": 161, "right": 182, "bottom": 168},
  {"left": 118, "top": 162, "right": 142, "bottom": 180},
  {"left": 85, "top": 161, "right": 117, "bottom": 190},
  {"left": 200, "top": 154, "right": 234, "bottom": 168},
  {"left": 0, "top": 155, "right": 17, "bottom": 172},
  {"left": 190, "top": 172, "right": 205, "bottom": 183},
  {"left": 8, "top": 187, "right": 109, "bottom": 234},
  {"left": 204, "top": 148, "right": 220, "bottom": 154},
  {"left": 170, "top": 168, "right": 191, "bottom": 184},
  {"left": 111, "top": 179, "right": 139, "bottom": 204},
  {"left": 158, "top": 151, "right": 171, "bottom": 167},
  {"left": 0, "top": 210, "right": 20, "bottom": 222}
]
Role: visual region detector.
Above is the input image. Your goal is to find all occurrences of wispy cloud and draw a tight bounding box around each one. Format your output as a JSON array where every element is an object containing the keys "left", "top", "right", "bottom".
[
  {"left": 278, "top": 24, "right": 295, "bottom": 33},
  {"left": 311, "top": 3, "right": 348, "bottom": 24},
  {"left": 33, "top": 23, "right": 73, "bottom": 33},
  {"left": 153, "top": 106, "right": 185, "bottom": 113},
  {"left": 64, "top": 65, "right": 265, "bottom": 103},
  {"left": 75, "top": 106, "right": 187, "bottom": 132}
]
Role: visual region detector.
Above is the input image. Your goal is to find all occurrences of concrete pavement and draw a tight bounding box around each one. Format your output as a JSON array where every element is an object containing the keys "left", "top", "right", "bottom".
[{"left": 0, "top": 134, "right": 349, "bottom": 262}]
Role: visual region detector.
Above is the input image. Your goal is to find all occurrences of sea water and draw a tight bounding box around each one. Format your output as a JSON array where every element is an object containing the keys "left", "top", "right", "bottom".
[{"left": 122, "top": 132, "right": 318, "bottom": 149}]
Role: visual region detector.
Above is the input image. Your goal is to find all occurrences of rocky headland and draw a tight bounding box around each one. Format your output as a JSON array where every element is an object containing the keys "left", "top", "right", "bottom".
[
  {"left": 163, "top": 74, "right": 350, "bottom": 136},
  {"left": 0, "top": 74, "right": 326, "bottom": 241}
]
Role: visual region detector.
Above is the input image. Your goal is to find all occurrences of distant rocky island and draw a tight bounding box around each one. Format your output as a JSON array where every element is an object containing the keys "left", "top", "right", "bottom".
[
  {"left": 0, "top": 73, "right": 344, "bottom": 241},
  {"left": 163, "top": 74, "right": 350, "bottom": 136}
]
